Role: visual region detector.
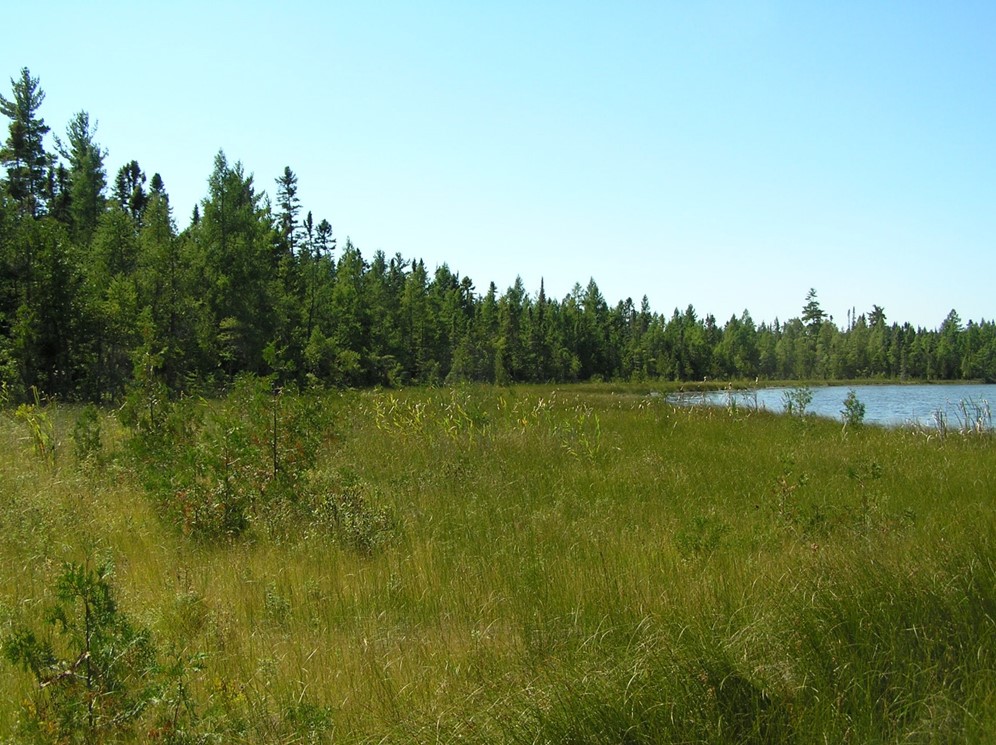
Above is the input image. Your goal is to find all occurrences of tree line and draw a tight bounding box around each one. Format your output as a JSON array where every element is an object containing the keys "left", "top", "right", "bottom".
[{"left": 1, "top": 67, "right": 994, "bottom": 401}]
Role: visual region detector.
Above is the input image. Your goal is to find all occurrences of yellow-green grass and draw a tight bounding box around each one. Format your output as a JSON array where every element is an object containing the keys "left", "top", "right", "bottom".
[{"left": 0, "top": 385, "right": 993, "bottom": 742}]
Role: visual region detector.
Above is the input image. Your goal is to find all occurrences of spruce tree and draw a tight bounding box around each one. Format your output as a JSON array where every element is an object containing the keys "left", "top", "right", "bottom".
[
  {"left": 274, "top": 166, "right": 300, "bottom": 253},
  {"left": 113, "top": 160, "right": 148, "bottom": 223},
  {"left": 801, "top": 288, "right": 826, "bottom": 334},
  {"left": 315, "top": 218, "right": 335, "bottom": 257}
]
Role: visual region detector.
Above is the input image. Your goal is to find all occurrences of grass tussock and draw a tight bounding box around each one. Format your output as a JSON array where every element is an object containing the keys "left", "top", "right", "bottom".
[{"left": 0, "top": 382, "right": 993, "bottom": 742}]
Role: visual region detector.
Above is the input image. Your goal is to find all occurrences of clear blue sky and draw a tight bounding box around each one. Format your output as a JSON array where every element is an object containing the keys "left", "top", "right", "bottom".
[{"left": 3, "top": 1, "right": 994, "bottom": 329}]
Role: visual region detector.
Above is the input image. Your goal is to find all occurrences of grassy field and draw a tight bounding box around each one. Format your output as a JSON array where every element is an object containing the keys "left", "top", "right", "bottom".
[{"left": 1, "top": 382, "right": 994, "bottom": 743}]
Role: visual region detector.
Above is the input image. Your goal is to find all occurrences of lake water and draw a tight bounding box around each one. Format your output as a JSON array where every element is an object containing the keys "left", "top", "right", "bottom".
[{"left": 669, "top": 384, "right": 995, "bottom": 429}]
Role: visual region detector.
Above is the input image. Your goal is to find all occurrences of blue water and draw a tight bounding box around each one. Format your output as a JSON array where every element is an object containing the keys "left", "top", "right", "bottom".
[{"left": 669, "top": 384, "right": 995, "bottom": 429}]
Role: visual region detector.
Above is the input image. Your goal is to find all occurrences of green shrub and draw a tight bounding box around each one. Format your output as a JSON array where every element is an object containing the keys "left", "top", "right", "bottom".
[
  {"left": 841, "top": 388, "right": 866, "bottom": 427},
  {"left": 782, "top": 386, "right": 813, "bottom": 416},
  {"left": 3, "top": 561, "right": 157, "bottom": 742}
]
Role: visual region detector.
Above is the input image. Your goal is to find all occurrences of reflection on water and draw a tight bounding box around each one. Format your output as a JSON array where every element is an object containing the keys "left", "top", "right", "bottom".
[{"left": 669, "top": 384, "right": 995, "bottom": 429}]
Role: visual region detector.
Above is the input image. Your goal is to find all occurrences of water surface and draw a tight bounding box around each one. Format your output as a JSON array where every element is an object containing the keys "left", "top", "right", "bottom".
[{"left": 670, "top": 384, "right": 995, "bottom": 429}]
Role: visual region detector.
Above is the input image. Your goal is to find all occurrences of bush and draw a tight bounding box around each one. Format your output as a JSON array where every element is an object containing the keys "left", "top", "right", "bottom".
[
  {"left": 781, "top": 386, "right": 813, "bottom": 416},
  {"left": 841, "top": 389, "right": 866, "bottom": 427},
  {"left": 3, "top": 561, "right": 157, "bottom": 742}
]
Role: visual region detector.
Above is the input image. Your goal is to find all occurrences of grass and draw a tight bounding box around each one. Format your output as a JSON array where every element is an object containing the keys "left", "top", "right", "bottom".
[{"left": 0, "top": 383, "right": 993, "bottom": 742}]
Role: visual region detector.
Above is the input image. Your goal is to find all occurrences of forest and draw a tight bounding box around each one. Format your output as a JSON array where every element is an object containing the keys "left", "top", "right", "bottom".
[{"left": 2, "top": 66, "right": 995, "bottom": 402}]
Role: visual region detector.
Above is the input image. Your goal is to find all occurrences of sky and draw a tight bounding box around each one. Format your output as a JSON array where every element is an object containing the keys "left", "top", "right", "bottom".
[{"left": 2, "top": 1, "right": 994, "bottom": 330}]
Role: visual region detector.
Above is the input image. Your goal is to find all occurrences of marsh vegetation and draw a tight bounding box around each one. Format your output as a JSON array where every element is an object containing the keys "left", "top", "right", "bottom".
[{"left": 1, "top": 383, "right": 993, "bottom": 742}]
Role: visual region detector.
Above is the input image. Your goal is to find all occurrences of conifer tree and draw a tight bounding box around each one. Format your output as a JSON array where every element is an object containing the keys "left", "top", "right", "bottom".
[
  {"left": 0, "top": 68, "right": 51, "bottom": 216},
  {"left": 197, "top": 151, "right": 275, "bottom": 374},
  {"left": 801, "top": 288, "right": 826, "bottom": 334},
  {"left": 113, "top": 160, "right": 148, "bottom": 223},
  {"left": 136, "top": 190, "right": 187, "bottom": 387},
  {"left": 275, "top": 166, "right": 301, "bottom": 255},
  {"left": 315, "top": 218, "right": 335, "bottom": 257},
  {"left": 57, "top": 111, "right": 107, "bottom": 243},
  {"left": 149, "top": 172, "right": 166, "bottom": 197}
]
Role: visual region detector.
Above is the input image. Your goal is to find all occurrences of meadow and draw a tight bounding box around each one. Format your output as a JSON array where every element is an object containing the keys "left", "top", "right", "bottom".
[{"left": 0, "top": 381, "right": 993, "bottom": 743}]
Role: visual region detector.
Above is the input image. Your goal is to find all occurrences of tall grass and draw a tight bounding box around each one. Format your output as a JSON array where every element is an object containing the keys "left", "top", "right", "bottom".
[{"left": 0, "top": 384, "right": 993, "bottom": 742}]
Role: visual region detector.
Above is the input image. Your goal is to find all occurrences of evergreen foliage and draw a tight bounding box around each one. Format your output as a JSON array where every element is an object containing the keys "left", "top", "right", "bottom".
[
  {"left": 57, "top": 111, "right": 106, "bottom": 245},
  {"left": 0, "top": 68, "right": 51, "bottom": 217},
  {"left": 1, "top": 68, "right": 996, "bottom": 401},
  {"left": 4, "top": 561, "right": 158, "bottom": 742}
]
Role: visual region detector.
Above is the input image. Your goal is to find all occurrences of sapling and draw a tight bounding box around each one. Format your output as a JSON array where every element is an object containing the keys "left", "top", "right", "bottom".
[
  {"left": 3, "top": 561, "right": 157, "bottom": 741},
  {"left": 782, "top": 386, "right": 813, "bottom": 417},
  {"left": 841, "top": 389, "right": 866, "bottom": 428}
]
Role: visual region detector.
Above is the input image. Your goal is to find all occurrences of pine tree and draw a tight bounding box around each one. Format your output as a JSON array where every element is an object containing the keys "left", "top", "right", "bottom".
[
  {"left": 0, "top": 68, "right": 52, "bottom": 216},
  {"left": 496, "top": 277, "right": 527, "bottom": 382},
  {"left": 85, "top": 204, "right": 141, "bottom": 396},
  {"left": 57, "top": 111, "right": 107, "bottom": 243}
]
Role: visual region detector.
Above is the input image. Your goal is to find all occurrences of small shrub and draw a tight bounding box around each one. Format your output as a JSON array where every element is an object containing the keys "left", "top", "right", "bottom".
[
  {"left": 841, "top": 389, "right": 866, "bottom": 427},
  {"left": 148, "top": 649, "right": 209, "bottom": 743},
  {"left": 847, "top": 459, "right": 884, "bottom": 527},
  {"left": 3, "top": 561, "right": 157, "bottom": 742},
  {"left": 263, "top": 583, "right": 291, "bottom": 626},
  {"left": 122, "top": 377, "right": 338, "bottom": 542},
  {"left": 307, "top": 470, "right": 395, "bottom": 553},
  {"left": 782, "top": 386, "right": 813, "bottom": 417}
]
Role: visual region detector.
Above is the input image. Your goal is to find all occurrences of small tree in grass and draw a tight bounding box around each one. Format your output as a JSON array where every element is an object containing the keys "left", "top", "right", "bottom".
[
  {"left": 3, "top": 561, "right": 157, "bottom": 742},
  {"left": 841, "top": 388, "right": 866, "bottom": 427},
  {"left": 782, "top": 386, "right": 813, "bottom": 416}
]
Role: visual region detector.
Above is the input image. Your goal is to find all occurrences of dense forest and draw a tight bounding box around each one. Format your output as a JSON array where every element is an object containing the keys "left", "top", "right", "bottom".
[{"left": 1, "top": 67, "right": 994, "bottom": 401}]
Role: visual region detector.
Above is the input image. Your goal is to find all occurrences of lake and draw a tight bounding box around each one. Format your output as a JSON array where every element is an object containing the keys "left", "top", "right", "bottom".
[{"left": 669, "top": 383, "right": 995, "bottom": 429}]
